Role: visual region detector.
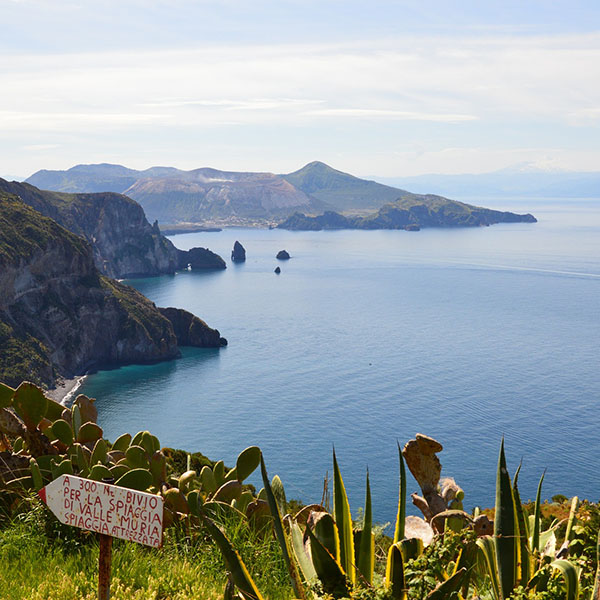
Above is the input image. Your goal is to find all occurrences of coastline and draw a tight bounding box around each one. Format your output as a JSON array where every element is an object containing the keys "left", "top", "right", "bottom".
[{"left": 46, "top": 375, "right": 87, "bottom": 406}]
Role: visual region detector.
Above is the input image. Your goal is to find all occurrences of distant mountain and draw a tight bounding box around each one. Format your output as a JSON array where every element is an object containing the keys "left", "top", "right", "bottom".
[
  {"left": 26, "top": 163, "right": 328, "bottom": 224},
  {"left": 124, "top": 167, "right": 328, "bottom": 224},
  {"left": 26, "top": 163, "right": 181, "bottom": 194},
  {"left": 371, "top": 166, "right": 600, "bottom": 198},
  {"left": 278, "top": 196, "right": 536, "bottom": 231},
  {"left": 282, "top": 161, "right": 416, "bottom": 211}
]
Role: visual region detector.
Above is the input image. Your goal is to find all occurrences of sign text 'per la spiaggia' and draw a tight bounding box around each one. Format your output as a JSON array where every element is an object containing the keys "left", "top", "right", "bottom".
[{"left": 39, "top": 474, "right": 164, "bottom": 548}]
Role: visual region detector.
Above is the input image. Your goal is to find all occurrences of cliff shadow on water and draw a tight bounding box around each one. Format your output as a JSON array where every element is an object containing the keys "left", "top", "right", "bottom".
[{"left": 79, "top": 346, "right": 222, "bottom": 416}]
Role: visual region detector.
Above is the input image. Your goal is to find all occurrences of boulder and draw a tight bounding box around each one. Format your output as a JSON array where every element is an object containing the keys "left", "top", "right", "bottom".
[
  {"left": 274, "top": 266, "right": 281, "bottom": 274},
  {"left": 276, "top": 250, "right": 290, "bottom": 260}
]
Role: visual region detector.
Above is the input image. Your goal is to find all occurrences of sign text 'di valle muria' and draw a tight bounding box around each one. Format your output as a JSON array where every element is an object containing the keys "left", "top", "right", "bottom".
[{"left": 39, "top": 474, "right": 164, "bottom": 548}]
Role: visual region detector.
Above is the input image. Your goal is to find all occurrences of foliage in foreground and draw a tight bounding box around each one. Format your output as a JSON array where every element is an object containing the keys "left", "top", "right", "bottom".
[{"left": 1, "top": 380, "right": 599, "bottom": 599}]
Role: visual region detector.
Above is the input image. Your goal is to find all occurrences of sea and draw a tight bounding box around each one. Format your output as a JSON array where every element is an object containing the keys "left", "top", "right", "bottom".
[{"left": 79, "top": 198, "right": 600, "bottom": 524}]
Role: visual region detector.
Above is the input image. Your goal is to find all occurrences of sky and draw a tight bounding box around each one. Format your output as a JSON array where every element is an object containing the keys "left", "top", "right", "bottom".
[{"left": 1, "top": 0, "right": 600, "bottom": 178}]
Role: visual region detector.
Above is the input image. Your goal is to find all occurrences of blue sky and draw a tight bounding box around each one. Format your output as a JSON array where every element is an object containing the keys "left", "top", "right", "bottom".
[{"left": 2, "top": 0, "right": 599, "bottom": 178}]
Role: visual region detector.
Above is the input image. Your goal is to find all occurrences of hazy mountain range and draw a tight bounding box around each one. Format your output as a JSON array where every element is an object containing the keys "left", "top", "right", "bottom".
[
  {"left": 371, "top": 164, "right": 600, "bottom": 198},
  {"left": 24, "top": 162, "right": 438, "bottom": 225},
  {"left": 21, "top": 160, "right": 578, "bottom": 226}
]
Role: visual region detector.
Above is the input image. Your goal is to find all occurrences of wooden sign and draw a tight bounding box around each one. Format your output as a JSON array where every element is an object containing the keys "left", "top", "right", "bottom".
[{"left": 39, "top": 474, "right": 164, "bottom": 548}]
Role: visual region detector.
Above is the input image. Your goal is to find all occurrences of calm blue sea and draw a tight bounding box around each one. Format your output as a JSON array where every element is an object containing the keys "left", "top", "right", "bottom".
[{"left": 80, "top": 198, "right": 600, "bottom": 524}]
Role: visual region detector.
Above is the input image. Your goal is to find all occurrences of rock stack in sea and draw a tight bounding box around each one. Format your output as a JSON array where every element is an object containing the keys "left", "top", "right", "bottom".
[{"left": 231, "top": 241, "right": 246, "bottom": 262}]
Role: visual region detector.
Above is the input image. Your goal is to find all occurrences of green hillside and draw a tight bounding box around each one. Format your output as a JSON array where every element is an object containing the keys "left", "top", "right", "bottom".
[{"left": 282, "top": 161, "right": 414, "bottom": 211}]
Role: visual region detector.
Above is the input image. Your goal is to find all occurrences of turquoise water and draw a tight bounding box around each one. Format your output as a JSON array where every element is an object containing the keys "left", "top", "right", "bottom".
[{"left": 80, "top": 199, "right": 600, "bottom": 522}]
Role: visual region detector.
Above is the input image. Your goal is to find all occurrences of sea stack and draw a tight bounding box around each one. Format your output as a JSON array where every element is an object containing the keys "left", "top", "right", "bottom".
[
  {"left": 276, "top": 250, "right": 290, "bottom": 260},
  {"left": 231, "top": 241, "right": 246, "bottom": 262}
]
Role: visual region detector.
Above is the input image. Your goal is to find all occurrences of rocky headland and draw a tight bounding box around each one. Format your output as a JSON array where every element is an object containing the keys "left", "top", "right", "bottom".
[
  {"left": 0, "top": 178, "right": 227, "bottom": 278},
  {"left": 278, "top": 197, "right": 537, "bottom": 231},
  {"left": 0, "top": 194, "right": 226, "bottom": 390}
]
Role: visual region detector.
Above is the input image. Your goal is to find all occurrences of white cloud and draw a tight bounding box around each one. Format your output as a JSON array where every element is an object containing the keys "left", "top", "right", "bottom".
[
  {"left": 22, "top": 143, "right": 60, "bottom": 150},
  {"left": 1, "top": 32, "right": 600, "bottom": 174}
]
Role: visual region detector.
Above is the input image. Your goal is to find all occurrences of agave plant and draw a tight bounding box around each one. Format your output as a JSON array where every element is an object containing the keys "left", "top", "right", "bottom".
[{"left": 477, "top": 439, "right": 582, "bottom": 600}]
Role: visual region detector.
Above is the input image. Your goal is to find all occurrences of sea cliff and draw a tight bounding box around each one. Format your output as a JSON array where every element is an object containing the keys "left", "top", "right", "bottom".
[{"left": 0, "top": 195, "right": 224, "bottom": 389}]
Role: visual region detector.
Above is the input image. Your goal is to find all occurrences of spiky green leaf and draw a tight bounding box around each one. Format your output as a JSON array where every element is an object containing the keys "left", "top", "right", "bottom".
[
  {"left": 394, "top": 443, "right": 406, "bottom": 543},
  {"left": 357, "top": 471, "right": 374, "bottom": 585},
  {"left": 550, "top": 560, "right": 580, "bottom": 600},
  {"left": 260, "top": 454, "right": 305, "bottom": 599},
  {"left": 495, "top": 439, "right": 519, "bottom": 599},
  {"left": 332, "top": 449, "right": 355, "bottom": 584}
]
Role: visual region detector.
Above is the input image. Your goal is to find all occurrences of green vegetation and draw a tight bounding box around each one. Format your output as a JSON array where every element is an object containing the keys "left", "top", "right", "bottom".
[
  {"left": 0, "top": 192, "right": 90, "bottom": 267},
  {"left": 0, "top": 381, "right": 598, "bottom": 599}
]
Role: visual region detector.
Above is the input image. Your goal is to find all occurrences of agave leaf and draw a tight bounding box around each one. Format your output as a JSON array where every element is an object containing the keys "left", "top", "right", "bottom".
[
  {"left": 550, "top": 560, "right": 580, "bottom": 600},
  {"left": 260, "top": 456, "right": 306, "bottom": 599},
  {"left": 356, "top": 470, "right": 374, "bottom": 585},
  {"left": 494, "top": 438, "right": 519, "bottom": 600},
  {"left": 385, "top": 542, "right": 406, "bottom": 600},
  {"left": 394, "top": 442, "right": 407, "bottom": 543},
  {"left": 564, "top": 497, "right": 579, "bottom": 546},
  {"left": 531, "top": 470, "right": 545, "bottom": 555},
  {"left": 426, "top": 567, "right": 467, "bottom": 600},
  {"left": 289, "top": 520, "right": 317, "bottom": 583},
  {"left": 332, "top": 449, "right": 355, "bottom": 584},
  {"left": 476, "top": 536, "right": 501, "bottom": 600},
  {"left": 271, "top": 475, "right": 287, "bottom": 515},
  {"left": 400, "top": 537, "right": 424, "bottom": 562},
  {"left": 512, "top": 462, "right": 530, "bottom": 584},
  {"left": 311, "top": 511, "right": 340, "bottom": 560},
  {"left": 199, "top": 511, "right": 265, "bottom": 600},
  {"left": 305, "top": 521, "right": 349, "bottom": 598}
]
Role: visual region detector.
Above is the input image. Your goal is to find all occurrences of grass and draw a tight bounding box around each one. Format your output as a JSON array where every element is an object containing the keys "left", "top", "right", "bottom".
[{"left": 0, "top": 497, "right": 293, "bottom": 600}]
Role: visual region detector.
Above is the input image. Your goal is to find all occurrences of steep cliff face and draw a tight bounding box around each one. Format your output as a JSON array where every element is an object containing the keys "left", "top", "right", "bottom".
[
  {"left": 0, "top": 196, "right": 181, "bottom": 387},
  {"left": 0, "top": 179, "right": 179, "bottom": 279}
]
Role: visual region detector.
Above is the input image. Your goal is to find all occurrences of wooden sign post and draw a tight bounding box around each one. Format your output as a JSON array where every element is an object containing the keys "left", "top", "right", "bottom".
[{"left": 39, "top": 474, "right": 164, "bottom": 599}]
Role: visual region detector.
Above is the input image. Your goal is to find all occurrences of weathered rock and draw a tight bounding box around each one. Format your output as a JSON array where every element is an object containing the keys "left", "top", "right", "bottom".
[
  {"left": 158, "top": 307, "right": 227, "bottom": 347},
  {"left": 274, "top": 266, "right": 281, "bottom": 274},
  {"left": 177, "top": 247, "right": 226, "bottom": 270},
  {"left": 403, "top": 434, "right": 447, "bottom": 529},
  {"left": 276, "top": 250, "right": 290, "bottom": 260},
  {"left": 231, "top": 241, "right": 246, "bottom": 262}
]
